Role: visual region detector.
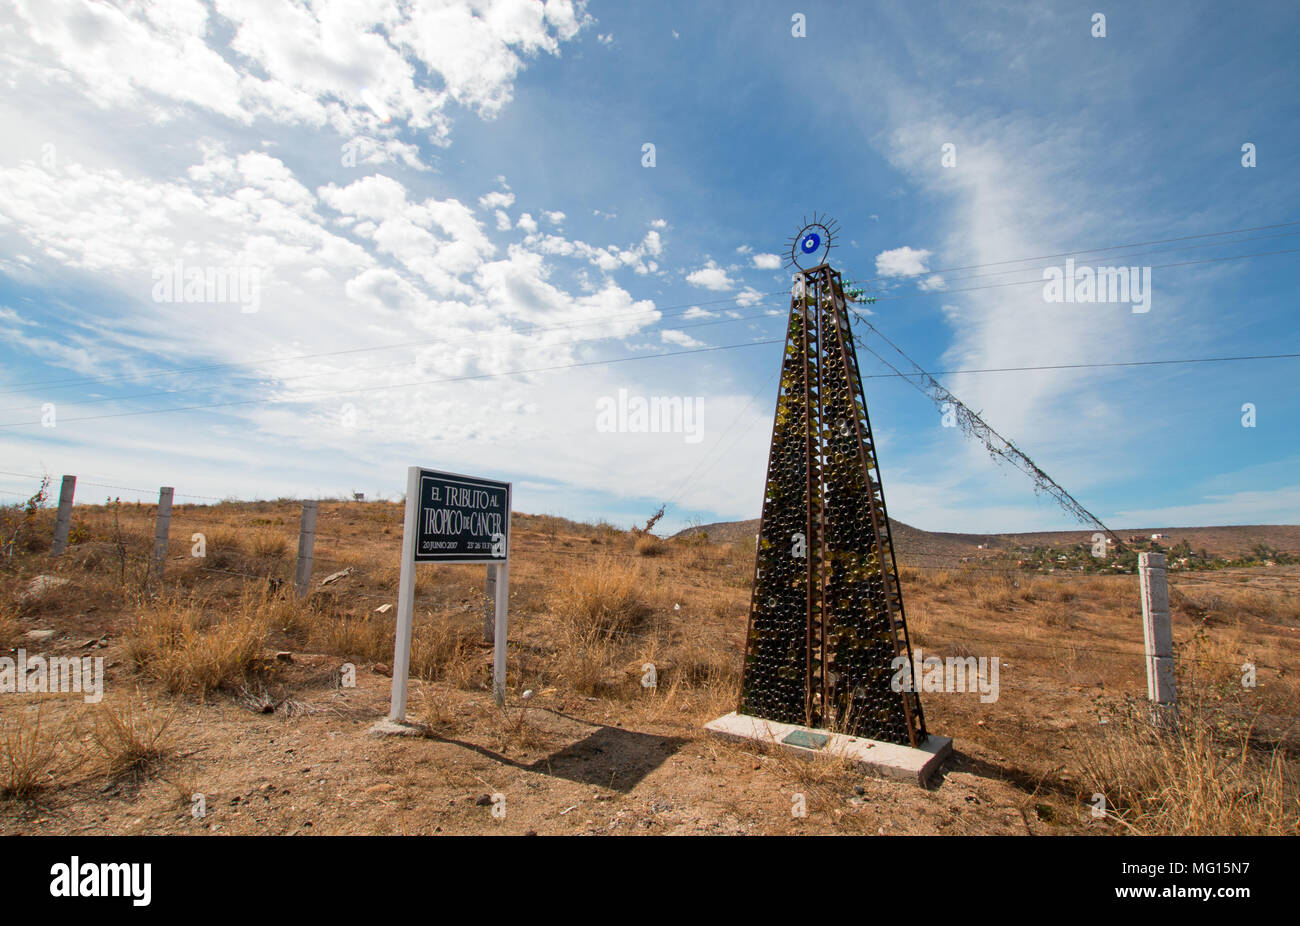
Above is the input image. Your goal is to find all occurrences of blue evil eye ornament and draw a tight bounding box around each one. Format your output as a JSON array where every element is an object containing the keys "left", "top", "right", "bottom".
[{"left": 786, "top": 213, "right": 839, "bottom": 270}]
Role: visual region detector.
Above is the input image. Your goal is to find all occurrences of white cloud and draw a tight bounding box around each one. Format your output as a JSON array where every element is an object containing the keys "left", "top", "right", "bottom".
[
  {"left": 516, "top": 212, "right": 538, "bottom": 234},
  {"left": 735, "top": 287, "right": 764, "bottom": 307},
  {"left": 661, "top": 329, "right": 703, "bottom": 348},
  {"left": 543, "top": 210, "right": 565, "bottom": 225},
  {"left": 3, "top": 0, "right": 590, "bottom": 154},
  {"left": 685, "top": 260, "right": 733, "bottom": 291},
  {"left": 683, "top": 306, "right": 714, "bottom": 319},
  {"left": 529, "top": 226, "right": 662, "bottom": 276},
  {"left": 751, "top": 252, "right": 782, "bottom": 270},
  {"left": 874, "top": 245, "right": 932, "bottom": 278},
  {"left": 479, "top": 190, "right": 516, "bottom": 210}
]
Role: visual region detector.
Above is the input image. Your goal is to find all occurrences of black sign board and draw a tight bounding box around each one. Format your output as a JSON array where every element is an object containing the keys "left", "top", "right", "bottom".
[{"left": 411, "top": 469, "right": 510, "bottom": 563}]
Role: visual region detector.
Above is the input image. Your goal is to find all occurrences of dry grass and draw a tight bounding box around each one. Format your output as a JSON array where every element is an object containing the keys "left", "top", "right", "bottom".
[
  {"left": 1179, "top": 583, "right": 1300, "bottom": 624},
  {"left": 248, "top": 529, "right": 290, "bottom": 560},
  {"left": 198, "top": 525, "right": 245, "bottom": 569},
  {"left": 634, "top": 535, "right": 665, "bottom": 557},
  {"left": 308, "top": 607, "right": 480, "bottom": 688},
  {"left": 410, "top": 611, "right": 481, "bottom": 686},
  {"left": 553, "top": 624, "right": 619, "bottom": 697},
  {"left": 85, "top": 692, "right": 176, "bottom": 782},
  {"left": 0, "top": 704, "right": 60, "bottom": 798},
  {"left": 1074, "top": 697, "right": 1299, "bottom": 835},
  {"left": 0, "top": 602, "right": 18, "bottom": 650},
  {"left": 548, "top": 558, "right": 650, "bottom": 636},
  {"left": 417, "top": 686, "right": 466, "bottom": 736},
  {"left": 6, "top": 497, "right": 1295, "bottom": 836},
  {"left": 310, "top": 612, "right": 391, "bottom": 664},
  {"left": 125, "top": 594, "right": 269, "bottom": 696}
]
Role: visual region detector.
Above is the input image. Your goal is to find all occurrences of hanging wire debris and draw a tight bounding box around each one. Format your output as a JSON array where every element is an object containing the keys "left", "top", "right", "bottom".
[{"left": 847, "top": 307, "right": 1124, "bottom": 550}]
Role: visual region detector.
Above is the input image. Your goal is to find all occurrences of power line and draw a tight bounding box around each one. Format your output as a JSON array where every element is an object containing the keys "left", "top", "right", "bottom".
[
  {"left": 860, "top": 351, "right": 1300, "bottom": 380},
  {"left": 3, "top": 228, "right": 1295, "bottom": 431},
  {"left": 848, "top": 229, "right": 1300, "bottom": 297},
  {"left": 661, "top": 368, "right": 779, "bottom": 511},
  {"left": 0, "top": 302, "right": 790, "bottom": 415},
  {"left": 0, "top": 338, "right": 785, "bottom": 429},
  {"left": 842, "top": 219, "right": 1300, "bottom": 287},
  {"left": 6, "top": 219, "right": 1294, "bottom": 397},
  {"left": 862, "top": 247, "right": 1300, "bottom": 304},
  {"left": 0, "top": 292, "right": 783, "bottom": 396},
  {"left": 850, "top": 310, "right": 1124, "bottom": 547}
]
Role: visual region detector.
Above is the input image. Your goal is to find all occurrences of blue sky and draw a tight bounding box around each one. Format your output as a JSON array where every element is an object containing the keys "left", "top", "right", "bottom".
[{"left": 1, "top": 0, "right": 1297, "bottom": 534}]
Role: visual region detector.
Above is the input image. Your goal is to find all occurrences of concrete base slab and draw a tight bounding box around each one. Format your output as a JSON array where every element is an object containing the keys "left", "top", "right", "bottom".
[
  {"left": 368, "top": 718, "right": 428, "bottom": 737},
  {"left": 705, "top": 711, "right": 952, "bottom": 786}
]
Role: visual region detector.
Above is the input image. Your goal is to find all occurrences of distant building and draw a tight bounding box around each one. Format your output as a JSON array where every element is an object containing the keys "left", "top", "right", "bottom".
[{"left": 1150, "top": 533, "right": 1164, "bottom": 540}]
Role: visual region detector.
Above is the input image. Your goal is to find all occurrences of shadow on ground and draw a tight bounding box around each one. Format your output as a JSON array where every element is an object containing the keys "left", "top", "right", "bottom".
[{"left": 432, "top": 713, "right": 687, "bottom": 793}]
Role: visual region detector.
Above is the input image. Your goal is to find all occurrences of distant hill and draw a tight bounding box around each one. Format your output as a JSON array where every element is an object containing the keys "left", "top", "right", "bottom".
[{"left": 672, "top": 518, "right": 1300, "bottom": 559}]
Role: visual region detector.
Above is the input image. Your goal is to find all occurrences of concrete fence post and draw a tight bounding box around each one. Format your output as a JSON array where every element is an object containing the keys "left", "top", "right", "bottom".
[
  {"left": 1138, "top": 552, "right": 1177, "bottom": 714},
  {"left": 152, "top": 486, "right": 174, "bottom": 576},
  {"left": 50, "top": 475, "right": 76, "bottom": 555},
  {"left": 295, "top": 500, "right": 319, "bottom": 597}
]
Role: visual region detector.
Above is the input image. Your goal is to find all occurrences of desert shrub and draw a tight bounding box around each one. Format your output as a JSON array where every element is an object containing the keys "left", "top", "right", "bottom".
[
  {"left": 554, "top": 625, "right": 617, "bottom": 697},
  {"left": 86, "top": 692, "right": 176, "bottom": 781},
  {"left": 202, "top": 527, "right": 244, "bottom": 568},
  {"left": 311, "top": 613, "right": 391, "bottom": 664},
  {"left": 410, "top": 611, "right": 480, "bottom": 688},
  {"left": 249, "top": 529, "right": 290, "bottom": 560},
  {"left": 126, "top": 596, "right": 268, "bottom": 696},
  {"left": 548, "top": 558, "right": 650, "bottom": 636},
  {"left": 634, "top": 535, "right": 665, "bottom": 557},
  {"left": 0, "top": 476, "right": 50, "bottom": 562},
  {"left": 1075, "top": 698, "right": 1299, "bottom": 835},
  {"left": 0, "top": 705, "right": 60, "bottom": 798}
]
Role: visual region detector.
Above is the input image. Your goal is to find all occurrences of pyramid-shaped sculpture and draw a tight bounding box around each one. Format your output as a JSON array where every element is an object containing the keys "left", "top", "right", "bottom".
[{"left": 739, "top": 262, "right": 926, "bottom": 747}]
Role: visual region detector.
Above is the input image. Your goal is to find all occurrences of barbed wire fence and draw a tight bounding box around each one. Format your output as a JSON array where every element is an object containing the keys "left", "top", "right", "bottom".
[{"left": 2, "top": 468, "right": 1296, "bottom": 725}]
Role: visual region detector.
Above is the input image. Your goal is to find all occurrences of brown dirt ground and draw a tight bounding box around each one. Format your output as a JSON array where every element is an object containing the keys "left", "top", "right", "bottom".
[{"left": 1, "top": 501, "right": 1297, "bottom": 835}]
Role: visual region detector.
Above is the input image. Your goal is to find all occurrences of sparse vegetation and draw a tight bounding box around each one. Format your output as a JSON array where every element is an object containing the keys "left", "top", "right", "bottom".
[
  {"left": 249, "top": 529, "right": 290, "bottom": 560},
  {"left": 1076, "top": 695, "right": 1299, "bottom": 835},
  {"left": 1, "top": 475, "right": 50, "bottom": 561},
  {"left": 0, "top": 497, "right": 1294, "bottom": 835},
  {"left": 548, "top": 557, "right": 651, "bottom": 636},
  {"left": 86, "top": 692, "right": 176, "bottom": 782},
  {"left": 634, "top": 535, "right": 665, "bottom": 557},
  {"left": 126, "top": 594, "right": 270, "bottom": 697},
  {"left": 0, "top": 704, "right": 60, "bottom": 798}
]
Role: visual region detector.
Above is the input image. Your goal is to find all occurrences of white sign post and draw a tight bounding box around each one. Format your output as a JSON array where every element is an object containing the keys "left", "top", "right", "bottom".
[{"left": 388, "top": 466, "right": 511, "bottom": 723}]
